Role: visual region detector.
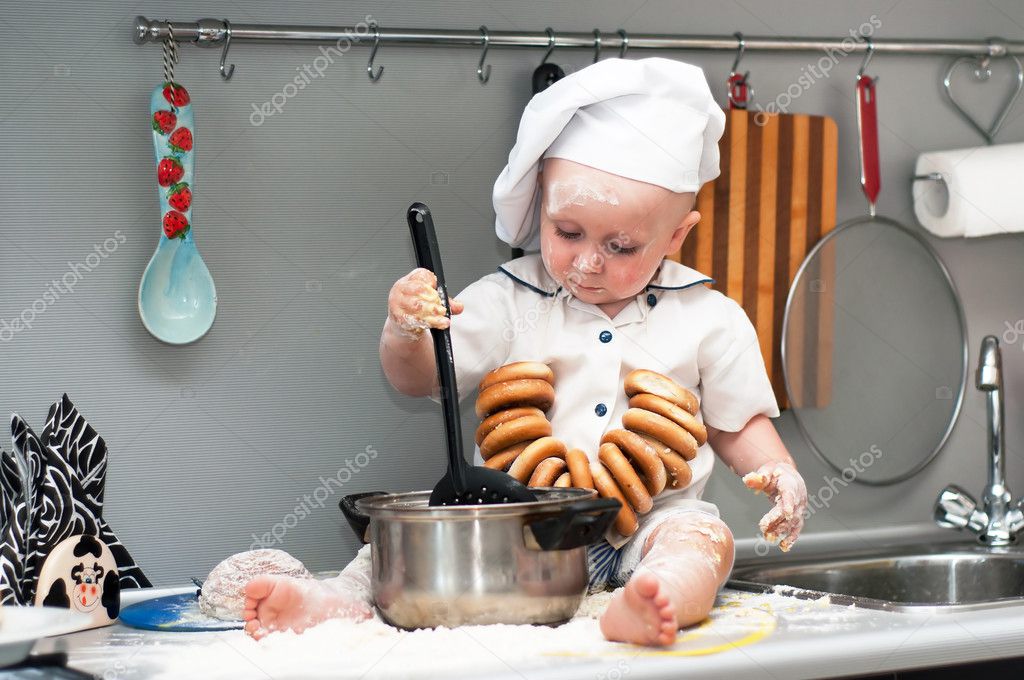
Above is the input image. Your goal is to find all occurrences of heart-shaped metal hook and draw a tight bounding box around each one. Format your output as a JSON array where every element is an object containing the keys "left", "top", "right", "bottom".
[{"left": 942, "top": 53, "right": 1023, "bottom": 145}]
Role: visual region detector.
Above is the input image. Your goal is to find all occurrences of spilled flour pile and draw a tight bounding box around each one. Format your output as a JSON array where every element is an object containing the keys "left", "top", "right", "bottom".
[
  {"left": 86, "top": 588, "right": 877, "bottom": 680},
  {"left": 143, "top": 590, "right": 620, "bottom": 680}
]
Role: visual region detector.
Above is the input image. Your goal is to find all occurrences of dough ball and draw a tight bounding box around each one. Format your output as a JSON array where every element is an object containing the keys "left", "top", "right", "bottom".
[{"left": 198, "top": 549, "right": 312, "bottom": 620}]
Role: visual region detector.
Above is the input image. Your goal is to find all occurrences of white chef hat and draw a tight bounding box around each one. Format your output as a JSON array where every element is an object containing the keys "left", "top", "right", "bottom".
[{"left": 492, "top": 57, "right": 726, "bottom": 250}]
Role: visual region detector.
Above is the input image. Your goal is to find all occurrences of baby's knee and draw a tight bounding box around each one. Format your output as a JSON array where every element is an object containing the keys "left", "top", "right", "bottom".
[{"left": 646, "top": 513, "right": 735, "bottom": 579}]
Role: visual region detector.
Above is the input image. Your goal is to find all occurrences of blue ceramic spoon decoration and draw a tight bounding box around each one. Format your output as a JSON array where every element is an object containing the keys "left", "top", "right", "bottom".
[{"left": 138, "top": 81, "right": 217, "bottom": 344}]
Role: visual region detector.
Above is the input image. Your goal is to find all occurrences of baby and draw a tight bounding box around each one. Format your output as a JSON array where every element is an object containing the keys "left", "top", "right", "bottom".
[{"left": 244, "top": 58, "right": 808, "bottom": 647}]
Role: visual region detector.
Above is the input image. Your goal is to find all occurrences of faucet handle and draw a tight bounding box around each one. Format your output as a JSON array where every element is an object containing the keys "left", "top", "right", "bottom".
[
  {"left": 1008, "top": 500, "right": 1024, "bottom": 539},
  {"left": 935, "top": 485, "right": 988, "bottom": 533}
]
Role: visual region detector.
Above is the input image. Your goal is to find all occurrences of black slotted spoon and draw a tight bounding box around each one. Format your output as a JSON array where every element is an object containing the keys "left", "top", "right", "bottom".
[{"left": 406, "top": 203, "right": 538, "bottom": 506}]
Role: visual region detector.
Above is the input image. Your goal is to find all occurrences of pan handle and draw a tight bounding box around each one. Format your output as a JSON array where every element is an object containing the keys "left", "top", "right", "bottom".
[
  {"left": 856, "top": 73, "right": 881, "bottom": 213},
  {"left": 528, "top": 497, "right": 621, "bottom": 551},
  {"left": 339, "top": 492, "right": 387, "bottom": 544}
]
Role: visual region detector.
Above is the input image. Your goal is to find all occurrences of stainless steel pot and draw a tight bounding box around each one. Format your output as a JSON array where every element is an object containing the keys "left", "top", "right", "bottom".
[{"left": 340, "top": 488, "right": 619, "bottom": 629}]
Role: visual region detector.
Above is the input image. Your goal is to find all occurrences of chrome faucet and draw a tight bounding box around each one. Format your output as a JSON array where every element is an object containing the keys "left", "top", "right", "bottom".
[{"left": 935, "top": 335, "right": 1024, "bottom": 546}]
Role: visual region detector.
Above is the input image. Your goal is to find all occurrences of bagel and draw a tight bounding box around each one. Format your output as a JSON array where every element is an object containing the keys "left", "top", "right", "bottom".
[
  {"left": 598, "top": 443, "right": 653, "bottom": 514},
  {"left": 628, "top": 393, "right": 707, "bottom": 446},
  {"left": 600, "top": 429, "right": 667, "bottom": 496},
  {"left": 479, "top": 362, "right": 554, "bottom": 392},
  {"left": 483, "top": 441, "right": 532, "bottom": 471},
  {"left": 479, "top": 414, "right": 552, "bottom": 458},
  {"left": 622, "top": 408, "right": 699, "bottom": 460},
  {"left": 564, "top": 448, "right": 594, "bottom": 490},
  {"left": 507, "top": 437, "right": 567, "bottom": 483},
  {"left": 623, "top": 369, "right": 698, "bottom": 415},
  {"left": 475, "top": 406, "right": 545, "bottom": 446},
  {"left": 590, "top": 461, "right": 638, "bottom": 536},
  {"left": 637, "top": 434, "right": 693, "bottom": 489},
  {"left": 553, "top": 472, "right": 572, "bottom": 488},
  {"left": 475, "top": 379, "right": 555, "bottom": 418},
  {"left": 528, "top": 457, "right": 567, "bottom": 487},
  {"left": 658, "top": 449, "right": 693, "bottom": 489}
]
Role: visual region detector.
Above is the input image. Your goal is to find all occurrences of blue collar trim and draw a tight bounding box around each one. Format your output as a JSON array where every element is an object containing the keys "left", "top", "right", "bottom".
[
  {"left": 497, "top": 266, "right": 559, "bottom": 297},
  {"left": 647, "top": 277, "right": 715, "bottom": 291}
]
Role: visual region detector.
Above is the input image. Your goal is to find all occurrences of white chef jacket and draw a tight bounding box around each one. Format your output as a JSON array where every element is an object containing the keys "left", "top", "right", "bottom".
[{"left": 437, "top": 253, "right": 780, "bottom": 548}]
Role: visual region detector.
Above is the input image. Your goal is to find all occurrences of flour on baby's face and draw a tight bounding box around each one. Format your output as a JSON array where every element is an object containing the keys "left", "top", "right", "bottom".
[
  {"left": 544, "top": 177, "right": 621, "bottom": 215},
  {"left": 540, "top": 173, "right": 626, "bottom": 290}
]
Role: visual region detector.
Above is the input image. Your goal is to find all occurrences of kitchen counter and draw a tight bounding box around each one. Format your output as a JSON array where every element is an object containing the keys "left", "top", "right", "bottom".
[{"left": 23, "top": 582, "right": 1024, "bottom": 679}]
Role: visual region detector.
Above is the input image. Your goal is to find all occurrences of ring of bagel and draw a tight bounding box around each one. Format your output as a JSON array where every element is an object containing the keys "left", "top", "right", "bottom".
[
  {"left": 622, "top": 408, "right": 699, "bottom": 460},
  {"left": 628, "top": 393, "right": 707, "bottom": 446},
  {"left": 507, "top": 436, "right": 567, "bottom": 483},
  {"left": 598, "top": 443, "right": 653, "bottom": 514},
  {"left": 475, "top": 379, "right": 555, "bottom": 418},
  {"left": 553, "top": 472, "right": 572, "bottom": 488},
  {"left": 479, "top": 414, "right": 552, "bottom": 458},
  {"left": 590, "top": 461, "right": 638, "bottom": 536},
  {"left": 637, "top": 434, "right": 693, "bottom": 489},
  {"left": 623, "top": 369, "right": 698, "bottom": 415},
  {"left": 528, "top": 457, "right": 567, "bottom": 487},
  {"left": 658, "top": 449, "right": 693, "bottom": 489},
  {"left": 600, "top": 429, "right": 666, "bottom": 496},
  {"left": 483, "top": 441, "right": 532, "bottom": 471},
  {"left": 564, "top": 448, "right": 594, "bottom": 490},
  {"left": 479, "top": 362, "right": 554, "bottom": 392},
  {"left": 475, "top": 406, "right": 545, "bottom": 446}
]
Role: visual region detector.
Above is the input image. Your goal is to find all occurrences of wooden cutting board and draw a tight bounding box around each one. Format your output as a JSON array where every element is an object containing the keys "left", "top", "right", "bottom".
[{"left": 669, "top": 109, "right": 839, "bottom": 409}]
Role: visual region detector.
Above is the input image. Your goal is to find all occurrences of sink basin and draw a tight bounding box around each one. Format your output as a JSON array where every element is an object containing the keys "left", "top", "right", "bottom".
[{"left": 728, "top": 543, "right": 1024, "bottom": 613}]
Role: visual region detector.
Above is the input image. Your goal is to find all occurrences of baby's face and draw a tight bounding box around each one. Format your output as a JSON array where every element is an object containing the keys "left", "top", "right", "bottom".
[{"left": 538, "top": 158, "right": 700, "bottom": 306}]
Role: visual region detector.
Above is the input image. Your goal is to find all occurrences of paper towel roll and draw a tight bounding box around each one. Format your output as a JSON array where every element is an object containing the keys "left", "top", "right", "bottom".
[{"left": 913, "top": 142, "right": 1024, "bottom": 238}]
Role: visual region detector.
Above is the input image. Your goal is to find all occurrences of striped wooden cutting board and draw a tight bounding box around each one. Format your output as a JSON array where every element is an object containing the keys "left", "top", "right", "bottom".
[{"left": 669, "top": 109, "right": 839, "bottom": 409}]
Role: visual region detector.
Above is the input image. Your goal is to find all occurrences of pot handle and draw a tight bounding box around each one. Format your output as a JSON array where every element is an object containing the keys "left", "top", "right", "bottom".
[
  {"left": 528, "top": 497, "right": 621, "bottom": 551},
  {"left": 339, "top": 492, "right": 387, "bottom": 544}
]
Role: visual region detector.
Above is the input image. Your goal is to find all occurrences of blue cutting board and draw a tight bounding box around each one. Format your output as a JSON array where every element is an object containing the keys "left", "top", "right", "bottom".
[{"left": 119, "top": 591, "right": 244, "bottom": 632}]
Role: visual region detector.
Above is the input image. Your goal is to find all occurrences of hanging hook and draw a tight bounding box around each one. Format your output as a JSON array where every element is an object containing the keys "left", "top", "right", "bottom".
[
  {"left": 857, "top": 36, "right": 875, "bottom": 80},
  {"left": 478, "top": 26, "right": 491, "bottom": 83},
  {"left": 219, "top": 19, "right": 235, "bottom": 80},
  {"left": 728, "top": 32, "right": 754, "bottom": 109},
  {"left": 730, "top": 32, "right": 747, "bottom": 77},
  {"left": 162, "top": 22, "right": 180, "bottom": 106},
  {"left": 540, "top": 27, "right": 556, "bottom": 65},
  {"left": 593, "top": 29, "right": 602, "bottom": 63},
  {"left": 367, "top": 21, "right": 384, "bottom": 82},
  {"left": 618, "top": 29, "right": 629, "bottom": 58}
]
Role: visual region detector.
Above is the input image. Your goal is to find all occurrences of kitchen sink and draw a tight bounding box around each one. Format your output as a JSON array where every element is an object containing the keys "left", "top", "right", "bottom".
[{"left": 728, "top": 542, "right": 1024, "bottom": 613}]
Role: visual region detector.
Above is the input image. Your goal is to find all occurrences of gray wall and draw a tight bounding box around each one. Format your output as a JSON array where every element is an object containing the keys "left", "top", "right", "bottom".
[{"left": 1, "top": 1, "right": 1022, "bottom": 585}]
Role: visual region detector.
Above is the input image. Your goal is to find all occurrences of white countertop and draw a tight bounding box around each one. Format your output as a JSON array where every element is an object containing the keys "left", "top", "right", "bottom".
[
  {"left": 28, "top": 583, "right": 1024, "bottom": 679},
  {"left": 24, "top": 527, "right": 1024, "bottom": 679}
]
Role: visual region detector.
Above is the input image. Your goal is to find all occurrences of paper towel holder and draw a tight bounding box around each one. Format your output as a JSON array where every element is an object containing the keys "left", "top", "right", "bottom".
[{"left": 912, "top": 172, "right": 949, "bottom": 218}]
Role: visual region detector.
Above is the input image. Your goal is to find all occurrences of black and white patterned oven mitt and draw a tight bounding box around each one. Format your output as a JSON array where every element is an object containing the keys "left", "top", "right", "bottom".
[{"left": 0, "top": 394, "right": 151, "bottom": 604}]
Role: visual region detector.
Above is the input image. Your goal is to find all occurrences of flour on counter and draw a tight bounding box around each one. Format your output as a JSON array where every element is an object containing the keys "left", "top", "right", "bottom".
[{"left": 78, "top": 587, "right": 889, "bottom": 679}]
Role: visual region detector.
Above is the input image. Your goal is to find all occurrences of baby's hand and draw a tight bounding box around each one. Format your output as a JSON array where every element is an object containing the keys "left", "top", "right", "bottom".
[
  {"left": 742, "top": 461, "right": 807, "bottom": 552},
  {"left": 387, "top": 268, "right": 464, "bottom": 340}
]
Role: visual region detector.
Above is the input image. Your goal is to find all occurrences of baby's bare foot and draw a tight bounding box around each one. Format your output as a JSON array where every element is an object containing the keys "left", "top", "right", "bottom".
[
  {"left": 599, "top": 572, "right": 677, "bottom": 646},
  {"left": 243, "top": 575, "right": 372, "bottom": 640}
]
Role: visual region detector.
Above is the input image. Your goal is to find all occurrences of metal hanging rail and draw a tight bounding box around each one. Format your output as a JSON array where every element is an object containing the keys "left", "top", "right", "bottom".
[{"left": 134, "top": 16, "right": 1024, "bottom": 58}]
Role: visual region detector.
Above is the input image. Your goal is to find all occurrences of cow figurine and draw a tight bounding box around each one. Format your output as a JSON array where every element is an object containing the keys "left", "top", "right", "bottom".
[{"left": 35, "top": 534, "right": 119, "bottom": 629}]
